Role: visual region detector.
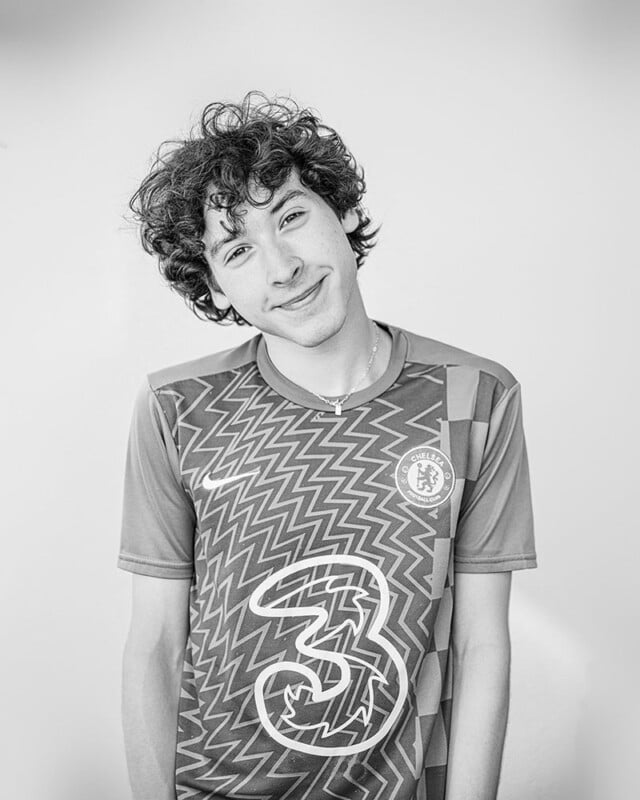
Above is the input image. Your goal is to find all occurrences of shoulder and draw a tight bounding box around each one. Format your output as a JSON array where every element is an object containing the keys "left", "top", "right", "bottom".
[
  {"left": 394, "top": 324, "right": 519, "bottom": 393},
  {"left": 146, "top": 335, "right": 260, "bottom": 392}
]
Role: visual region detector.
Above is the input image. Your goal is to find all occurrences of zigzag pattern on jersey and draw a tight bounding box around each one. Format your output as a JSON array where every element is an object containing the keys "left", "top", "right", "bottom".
[{"left": 156, "top": 361, "right": 454, "bottom": 800}]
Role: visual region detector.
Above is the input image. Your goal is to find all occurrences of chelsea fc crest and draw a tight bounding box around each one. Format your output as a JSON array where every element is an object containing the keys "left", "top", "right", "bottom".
[{"left": 395, "top": 446, "right": 456, "bottom": 508}]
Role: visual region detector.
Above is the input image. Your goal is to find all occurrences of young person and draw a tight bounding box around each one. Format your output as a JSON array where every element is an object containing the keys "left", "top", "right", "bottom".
[{"left": 118, "top": 92, "right": 537, "bottom": 800}]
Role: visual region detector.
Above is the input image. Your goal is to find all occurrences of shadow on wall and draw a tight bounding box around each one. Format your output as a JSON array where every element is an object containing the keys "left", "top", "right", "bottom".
[
  {"left": 500, "top": 589, "right": 588, "bottom": 800},
  {"left": 50, "top": 753, "right": 128, "bottom": 800},
  {"left": 577, "top": 654, "right": 640, "bottom": 800}
]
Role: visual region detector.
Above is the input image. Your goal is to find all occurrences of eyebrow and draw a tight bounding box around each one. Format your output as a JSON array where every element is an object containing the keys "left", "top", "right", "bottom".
[
  {"left": 269, "top": 188, "right": 307, "bottom": 216},
  {"left": 208, "top": 188, "right": 308, "bottom": 260},
  {"left": 208, "top": 231, "right": 237, "bottom": 261}
]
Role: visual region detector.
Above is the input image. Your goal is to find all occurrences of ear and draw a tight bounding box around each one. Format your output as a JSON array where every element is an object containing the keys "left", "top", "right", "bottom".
[
  {"left": 340, "top": 207, "right": 359, "bottom": 235},
  {"left": 207, "top": 272, "right": 232, "bottom": 310},
  {"left": 211, "top": 288, "right": 232, "bottom": 311}
]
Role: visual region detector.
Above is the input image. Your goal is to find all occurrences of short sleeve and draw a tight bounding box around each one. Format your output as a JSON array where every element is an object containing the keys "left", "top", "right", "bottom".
[
  {"left": 117, "top": 380, "right": 196, "bottom": 579},
  {"left": 454, "top": 381, "right": 537, "bottom": 573}
]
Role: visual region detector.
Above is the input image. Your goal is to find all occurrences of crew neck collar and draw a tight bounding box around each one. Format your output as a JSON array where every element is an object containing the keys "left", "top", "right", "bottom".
[{"left": 255, "top": 321, "right": 407, "bottom": 413}]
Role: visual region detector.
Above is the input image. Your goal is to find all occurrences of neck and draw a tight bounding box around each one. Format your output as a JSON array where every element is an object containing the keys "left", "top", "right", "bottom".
[{"left": 262, "top": 309, "right": 392, "bottom": 399}]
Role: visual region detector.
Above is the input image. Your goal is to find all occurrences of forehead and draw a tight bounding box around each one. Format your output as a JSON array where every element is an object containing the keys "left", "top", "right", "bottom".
[{"left": 202, "top": 171, "right": 311, "bottom": 241}]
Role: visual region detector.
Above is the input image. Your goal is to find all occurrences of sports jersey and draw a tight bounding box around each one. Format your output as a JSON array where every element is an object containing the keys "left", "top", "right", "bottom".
[{"left": 118, "top": 321, "right": 536, "bottom": 800}]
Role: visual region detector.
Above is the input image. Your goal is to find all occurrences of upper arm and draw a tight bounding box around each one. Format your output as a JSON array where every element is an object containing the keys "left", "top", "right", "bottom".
[
  {"left": 119, "top": 383, "right": 194, "bottom": 659},
  {"left": 454, "top": 381, "right": 537, "bottom": 573},
  {"left": 118, "top": 381, "right": 196, "bottom": 580},
  {"left": 126, "top": 574, "right": 191, "bottom": 656},
  {"left": 452, "top": 571, "right": 512, "bottom": 658}
]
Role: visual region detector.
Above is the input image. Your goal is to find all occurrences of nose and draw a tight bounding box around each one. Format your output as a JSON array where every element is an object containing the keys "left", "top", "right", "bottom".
[{"left": 264, "top": 239, "right": 303, "bottom": 286}]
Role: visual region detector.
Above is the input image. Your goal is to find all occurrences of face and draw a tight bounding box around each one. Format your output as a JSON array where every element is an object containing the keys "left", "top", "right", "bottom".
[{"left": 202, "top": 171, "right": 362, "bottom": 348}]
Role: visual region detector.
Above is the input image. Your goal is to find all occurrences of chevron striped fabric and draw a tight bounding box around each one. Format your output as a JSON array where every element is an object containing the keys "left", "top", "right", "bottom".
[{"left": 119, "top": 321, "right": 536, "bottom": 799}]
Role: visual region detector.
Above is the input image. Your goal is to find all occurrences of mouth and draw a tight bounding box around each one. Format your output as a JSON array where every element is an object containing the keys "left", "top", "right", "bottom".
[{"left": 277, "top": 277, "right": 325, "bottom": 311}]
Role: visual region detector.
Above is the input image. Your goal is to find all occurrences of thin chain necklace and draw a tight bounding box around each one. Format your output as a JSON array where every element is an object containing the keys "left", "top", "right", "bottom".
[{"left": 308, "top": 322, "right": 381, "bottom": 416}]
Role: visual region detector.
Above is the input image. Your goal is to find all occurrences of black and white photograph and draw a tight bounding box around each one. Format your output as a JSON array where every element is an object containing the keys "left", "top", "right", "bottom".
[{"left": 2, "top": 2, "right": 638, "bottom": 798}]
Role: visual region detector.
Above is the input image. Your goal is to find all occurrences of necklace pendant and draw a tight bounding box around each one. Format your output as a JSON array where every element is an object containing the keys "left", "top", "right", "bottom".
[{"left": 335, "top": 403, "right": 342, "bottom": 416}]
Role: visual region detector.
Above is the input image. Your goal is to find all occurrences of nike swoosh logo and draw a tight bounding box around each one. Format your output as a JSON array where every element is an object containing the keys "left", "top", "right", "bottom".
[{"left": 202, "top": 470, "right": 259, "bottom": 491}]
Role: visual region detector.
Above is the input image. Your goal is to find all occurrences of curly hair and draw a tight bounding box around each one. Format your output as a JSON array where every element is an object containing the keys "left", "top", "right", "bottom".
[{"left": 129, "top": 91, "right": 379, "bottom": 325}]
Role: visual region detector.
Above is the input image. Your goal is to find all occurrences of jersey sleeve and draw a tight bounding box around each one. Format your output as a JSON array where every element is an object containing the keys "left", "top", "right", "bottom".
[
  {"left": 117, "top": 380, "right": 196, "bottom": 579},
  {"left": 454, "top": 381, "right": 537, "bottom": 573}
]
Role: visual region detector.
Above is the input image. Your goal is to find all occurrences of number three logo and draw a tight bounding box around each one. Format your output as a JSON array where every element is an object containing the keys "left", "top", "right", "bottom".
[{"left": 249, "top": 555, "right": 408, "bottom": 756}]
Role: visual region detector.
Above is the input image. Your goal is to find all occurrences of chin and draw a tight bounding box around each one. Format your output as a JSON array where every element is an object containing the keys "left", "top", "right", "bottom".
[{"left": 296, "top": 316, "right": 347, "bottom": 348}]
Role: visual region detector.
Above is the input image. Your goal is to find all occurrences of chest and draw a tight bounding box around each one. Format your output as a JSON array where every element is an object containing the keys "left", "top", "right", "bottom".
[{"left": 170, "top": 367, "right": 472, "bottom": 604}]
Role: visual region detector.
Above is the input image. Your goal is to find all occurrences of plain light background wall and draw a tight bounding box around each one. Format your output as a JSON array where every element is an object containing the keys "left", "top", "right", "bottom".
[{"left": 2, "top": 1, "right": 638, "bottom": 797}]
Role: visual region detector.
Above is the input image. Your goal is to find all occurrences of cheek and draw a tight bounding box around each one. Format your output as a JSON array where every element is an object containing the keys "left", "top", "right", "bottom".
[
  {"left": 311, "top": 230, "right": 347, "bottom": 266},
  {"left": 212, "top": 268, "right": 242, "bottom": 297},
  {"left": 217, "top": 274, "right": 265, "bottom": 314}
]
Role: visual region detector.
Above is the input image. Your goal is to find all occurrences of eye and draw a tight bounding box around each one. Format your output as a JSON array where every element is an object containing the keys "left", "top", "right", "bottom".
[
  {"left": 281, "top": 211, "right": 305, "bottom": 227},
  {"left": 227, "top": 245, "right": 250, "bottom": 263}
]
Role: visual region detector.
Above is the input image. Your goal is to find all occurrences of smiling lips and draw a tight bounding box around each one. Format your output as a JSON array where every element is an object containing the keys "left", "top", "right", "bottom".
[{"left": 277, "top": 277, "right": 325, "bottom": 310}]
